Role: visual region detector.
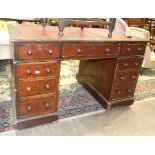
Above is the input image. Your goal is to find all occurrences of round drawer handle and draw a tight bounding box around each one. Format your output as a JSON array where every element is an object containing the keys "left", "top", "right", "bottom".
[
  {"left": 128, "top": 89, "right": 132, "bottom": 94},
  {"left": 134, "top": 62, "right": 139, "bottom": 66},
  {"left": 120, "top": 76, "right": 125, "bottom": 80},
  {"left": 26, "top": 87, "right": 31, "bottom": 92},
  {"left": 45, "top": 84, "right": 50, "bottom": 89},
  {"left": 137, "top": 47, "right": 142, "bottom": 51},
  {"left": 76, "top": 48, "right": 81, "bottom": 54},
  {"left": 48, "top": 49, "right": 53, "bottom": 55},
  {"left": 105, "top": 48, "right": 110, "bottom": 52},
  {"left": 131, "top": 75, "right": 136, "bottom": 79},
  {"left": 127, "top": 48, "right": 131, "bottom": 51},
  {"left": 26, "top": 69, "right": 31, "bottom": 75},
  {"left": 117, "top": 90, "right": 122, "bottom": 95},
  {"left": 27, "top": 105, "right": 32, "bottom": 111},
  {"left": 46, "top": 68, "right": 51, "bottom": 74},
  {"left": 123, "top": 63, "right": 128, "bottom": 67},
  {"left": 27, "top": 50, "right": 32, "bottom": 56},
  {"left": 44, "top": 102, "right": 49, "bottom": 108}
]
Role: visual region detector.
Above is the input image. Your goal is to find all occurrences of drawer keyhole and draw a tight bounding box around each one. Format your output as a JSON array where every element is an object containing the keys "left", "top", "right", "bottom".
[
  {"left": 123, "top": 63, "right": 128, "bottom": 67},
  {"left": 127, "top": 48, "right": 131, "bottom": 51},
  {"left": 137, "top": 47, "right": 142, "bottom": 51},
  {"left": 120, "top": 76, "right": 125, "bottom": 80},
  {"left": 105, "top": 48, "right": 110, "bottom": 52}
]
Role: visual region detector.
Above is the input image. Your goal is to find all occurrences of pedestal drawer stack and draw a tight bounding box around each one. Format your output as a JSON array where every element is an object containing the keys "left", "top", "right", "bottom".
[{"left": 13, "top": 43, "right": 60, "bottom": 119}]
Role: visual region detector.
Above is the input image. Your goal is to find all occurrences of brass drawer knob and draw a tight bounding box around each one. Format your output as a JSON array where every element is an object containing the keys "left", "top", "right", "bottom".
[
  {"left": 27, "top": 105, "right": 32, "bottom": 111},
  {"left": 48, "top": 49, "right": 53, "bottom": 55},
  {"left": 120, "top": 76, "right": 125, "bottom": 80},
  {"left": 27, "top": 50, "right": 32, "bottom": 56},
  {"left": 45, "top": 84, "right": 50, "bottom": 89},
  {"left": 134, "top": 62, "right": 139, "bottom": 66},
  {"left": 123, "top": 63, "right": 128, "bottom": 67},
  {"left": 137, "top": 47, "right": 142, "bottom": 51},
  {"left": 105, "top": 48, "right": 110, "bottom": 52},
  {"left": 26, "top": 87, "right": 31, "bottom": 92},
  {"left": 46, "top": 68, "right": 51, "bottom": 74},
  {"left": 128, "top": 89, "right": 132, "bottom": 93},
  {"left": 117, "top": 90, "right": 122, "bottom": 95},
  {"left": 127, "top": 48, "right": 131, "bottom": 51},
  {"left": 76, "top": 48, "right": 81, "bottom": 54},
  {"left": 44, "top": 102, "right": 49, "bottom": 108},
  {"left": 26, "top": 69, "right": 31, "bottom": 75},
  {"left": 131, "top": 75, "right": 136, "bottom": 79}
]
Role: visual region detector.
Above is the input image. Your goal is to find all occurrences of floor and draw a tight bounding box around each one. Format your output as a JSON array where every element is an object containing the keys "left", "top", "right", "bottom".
[{"left": 1, "top": 97, "right": 155, "bottom": 136}]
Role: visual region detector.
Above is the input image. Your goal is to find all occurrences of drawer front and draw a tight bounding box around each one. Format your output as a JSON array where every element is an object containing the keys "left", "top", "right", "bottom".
[
  {"left": 93, "top": 44, "right": 119, "bottom": 57},
  {"left": 17, "top": 78, "right": 58, "bottom": 97},
  {"left": 110, "top": 83, "right": 136, "bottom": 100},
  {"left": 117, "top": 58, "right": 143, "bottom": 71},
  {"left": 15, "top": 43, "right": 60, "bottom": 60},
  {"left": 15, "top": 61, "right": 60, "bottom": 79},
  {"left": 120, "top": 43, "right": 146, "bottom": 56},
  {"left": 114, "top": 70, "right": 139, "bottom": 84},
  {"left": 17, "top": 94, "right": 57, "bottom": 118},
  {"left": 63, "top": 44, "right": 93, "bottom": 58}
]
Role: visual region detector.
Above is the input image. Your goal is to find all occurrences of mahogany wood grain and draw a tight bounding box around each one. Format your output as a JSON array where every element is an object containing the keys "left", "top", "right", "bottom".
[
  {"left": 78, "top": 59, "right": 117, "bottom": 100},
  {"left": 8, "top": 24, "right": 148, "bottom": 129}
]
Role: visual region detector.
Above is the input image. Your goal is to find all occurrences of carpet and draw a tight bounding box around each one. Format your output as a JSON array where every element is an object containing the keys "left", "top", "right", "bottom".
[{"left": 1, "top": 60, "right": 155, "bottom": 132}]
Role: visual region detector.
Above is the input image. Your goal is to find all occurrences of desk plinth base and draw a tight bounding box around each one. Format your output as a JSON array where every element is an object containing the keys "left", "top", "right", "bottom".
[
  {"left": 76, "top": 75, "right": 134, "bottom": 110},
  {"left": 15, "top": 114, "right": 58, "bottom": 130}
]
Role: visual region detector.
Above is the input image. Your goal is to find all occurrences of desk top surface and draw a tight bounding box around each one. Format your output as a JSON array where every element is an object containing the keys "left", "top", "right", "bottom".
[{"left": 8, "top": 24, "right": 148, "bottom": 42}]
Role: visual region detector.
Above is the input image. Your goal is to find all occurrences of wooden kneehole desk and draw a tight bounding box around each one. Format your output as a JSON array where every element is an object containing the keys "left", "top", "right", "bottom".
[{"left": 8, "top": 24, "right": 147, "bottom": 129}]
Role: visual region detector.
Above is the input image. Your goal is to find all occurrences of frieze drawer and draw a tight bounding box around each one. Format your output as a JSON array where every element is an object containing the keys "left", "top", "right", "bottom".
[
  {"left": 119, "top": 43, "right": 146, "bottom": 56},
  {"left": 15, "top": 43, "right": 60, "bottom": 60}
]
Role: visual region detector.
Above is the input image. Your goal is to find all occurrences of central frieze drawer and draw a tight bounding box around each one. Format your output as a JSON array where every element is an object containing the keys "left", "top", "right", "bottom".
[
  {"left": 16, "top": 94, "right": 57, "bottom": 118},
  {"left": 15, "top": 43, "right": 60, "bottom": 60},
  {"left": 63, "top": 43, "right": 120, "bottom": 58},
  {"left": 15, "top": 61, "right": 60, "bottom": 79},
  {"left": 63, "top": 44, "right": 93, "bottom": 58},
  {"left": 92, "top": 44, "right": 119, "bottom": 57},
  {"left": 17, "top": 78, "right": 58, "bottom": 97}
]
